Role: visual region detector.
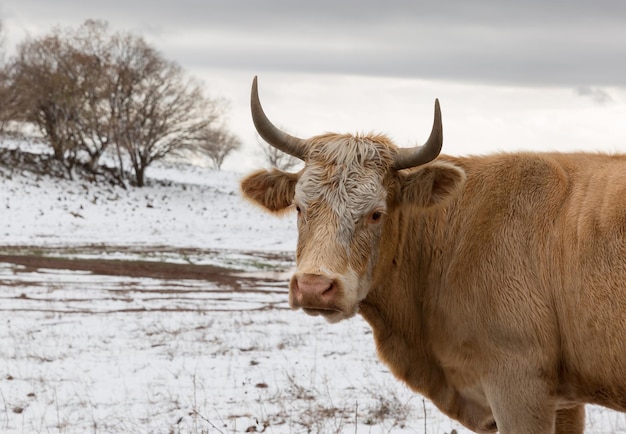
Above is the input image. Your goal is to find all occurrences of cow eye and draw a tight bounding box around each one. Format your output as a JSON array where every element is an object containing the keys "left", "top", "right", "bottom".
[{"left": 370, "top": 211, "right": 383, "bottom": 223}]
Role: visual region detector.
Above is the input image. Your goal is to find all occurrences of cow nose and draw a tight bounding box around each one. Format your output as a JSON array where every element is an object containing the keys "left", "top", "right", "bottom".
[{"left": 291, "top": 273, "right": 337, "bottom": 307}]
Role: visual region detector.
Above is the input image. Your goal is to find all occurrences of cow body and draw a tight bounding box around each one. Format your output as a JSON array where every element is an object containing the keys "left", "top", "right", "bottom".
[
  {"left": 241, "top": 78, "right": 626, "bottom": 433},
  {"left": 358, "top": 152, "right": 626, "bottom": 433}
]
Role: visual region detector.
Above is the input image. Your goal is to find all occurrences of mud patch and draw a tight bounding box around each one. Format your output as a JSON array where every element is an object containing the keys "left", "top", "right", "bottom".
[
  {"left": 0, "top": 248, "right": 293, "bottom": 314},
  {"left": 0, "top": 254, "right": 232, "bottom": 281}
]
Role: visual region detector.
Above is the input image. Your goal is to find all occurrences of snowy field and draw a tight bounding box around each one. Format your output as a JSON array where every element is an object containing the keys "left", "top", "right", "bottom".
[{"left": 1, "top": 141, "right": 625, "bottom": 433}]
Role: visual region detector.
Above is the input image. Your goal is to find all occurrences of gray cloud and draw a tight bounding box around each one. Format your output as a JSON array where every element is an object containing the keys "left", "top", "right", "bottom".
[
  {"left": 2, "top": 0, "right": 626, "bottom": 87},
  {"left": 576, "top": 86, "right": 614, "bottom": 104}
]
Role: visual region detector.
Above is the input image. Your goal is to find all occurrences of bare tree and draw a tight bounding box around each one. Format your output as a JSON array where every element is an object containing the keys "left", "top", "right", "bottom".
[
  {"left": 0, "top": 68, "right": 8, "bottom": 134},
  {"left": 199, "top": 125, "right": 242, "bottom": 170},
  {"left": 5, "top": 20, "right": 230, "bottom": 185},
  {"left": 0, "top": 21, "right": 14, "bottom": 134},
  {"left": 6, "top": 22, "right": 114, "bottom": 174},
  {"left": 0, "top": 63, "right": 24, "bottom": 137},
  {"left": 256, "top": 133, "right": 300, "bottom": 171},
  {"left": 0, "top": 19, "right": 4, "bottom": 60},
  {"left": 108, "top": 35, "right": 222, "bottom": 186},
  {"left": 60, "top": 20, "right": 116, "bottom": 171},
  {"left": 8, "top": 21, "right": 122, "bottom": 172},
  {"left": 8, "top": 32, "right": 84, "bottom": 175}
]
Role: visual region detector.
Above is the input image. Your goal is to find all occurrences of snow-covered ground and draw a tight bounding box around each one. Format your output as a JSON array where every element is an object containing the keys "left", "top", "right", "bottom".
[
  {"left": 0, "top": 152, "right": 298, "bottom": 252},
  {"left": 0, "top": 142, "right": 625, "bottom": 433}
]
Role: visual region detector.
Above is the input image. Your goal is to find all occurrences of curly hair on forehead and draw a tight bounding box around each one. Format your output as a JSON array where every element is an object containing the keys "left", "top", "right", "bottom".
[{"left": 305, "top": 133, "right": 397, "bottom": 170}]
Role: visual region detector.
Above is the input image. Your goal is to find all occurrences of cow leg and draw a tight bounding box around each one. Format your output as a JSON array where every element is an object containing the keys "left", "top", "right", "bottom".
[
  {"left": 486, "top": 393, "right": 556, "bottom": 433},
  {"left": 555, "top": 405, "right": 585, "bottom": 434},
  {"left": 483, "top": 371, "right": 557, "bottom": 434}
]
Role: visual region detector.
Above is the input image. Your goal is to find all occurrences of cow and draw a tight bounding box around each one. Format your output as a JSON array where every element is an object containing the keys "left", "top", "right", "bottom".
[{"left": 240, "top": 77, "right": 626, "bottom": 434}]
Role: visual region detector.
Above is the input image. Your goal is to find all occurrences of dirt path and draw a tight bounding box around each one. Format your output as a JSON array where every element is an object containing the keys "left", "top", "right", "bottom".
[
  {"left": 0, "top": 248, "right": 293, "bottom": 314},
  {"left": 0, "top": 254, "right": 232, "bottom": 281},
  {"left": 0, "top": 245, "right": 293, "bottom": 289}
]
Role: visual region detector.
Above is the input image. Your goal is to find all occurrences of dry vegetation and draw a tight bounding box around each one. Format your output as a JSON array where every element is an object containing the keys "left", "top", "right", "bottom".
[{"left": 0, "top": 20, "right": 240, "bottom": 185}]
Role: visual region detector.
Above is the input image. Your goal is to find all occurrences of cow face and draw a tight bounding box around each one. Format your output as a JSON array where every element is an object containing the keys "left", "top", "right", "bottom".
[
  {"left": 241, "top": 77, "right": 465, "bottom": 322},
  {"left": 291, "top": 134, "right": 395, "bottom": 322}
]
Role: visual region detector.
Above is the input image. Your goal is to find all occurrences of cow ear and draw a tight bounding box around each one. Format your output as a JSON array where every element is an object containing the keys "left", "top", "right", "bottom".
[
  {"left": 400, "top": 161, "right": 466, "bottom": 208},
  {"left": 241, "top": 168, "right": 299, "bottom": 214}
]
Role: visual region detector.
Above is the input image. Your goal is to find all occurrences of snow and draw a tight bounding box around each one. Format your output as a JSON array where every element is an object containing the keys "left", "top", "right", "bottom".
[
  {"left": 1, "top": 142, "right": 625, "bottom": 433},
  {"left": 0, "top": 159, "right": 297, "bottom": 252}
]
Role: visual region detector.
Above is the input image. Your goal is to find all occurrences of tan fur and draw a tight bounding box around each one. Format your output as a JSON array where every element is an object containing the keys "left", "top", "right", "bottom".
[
  {"left": 241, "top": 131, "right": 626, "bottom": 433},
  {"left": 241, "top": 168, "right": 299, "bottom": 214}
]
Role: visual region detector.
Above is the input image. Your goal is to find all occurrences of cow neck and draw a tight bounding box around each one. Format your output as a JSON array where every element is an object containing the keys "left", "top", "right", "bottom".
[{"left": 359, "top": 203, "right": 450, "bottom": 401}]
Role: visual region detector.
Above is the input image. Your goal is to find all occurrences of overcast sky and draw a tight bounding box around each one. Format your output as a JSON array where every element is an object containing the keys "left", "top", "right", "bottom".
[{"left": 2, "top": 0, "right": 626, "bottom": 171}]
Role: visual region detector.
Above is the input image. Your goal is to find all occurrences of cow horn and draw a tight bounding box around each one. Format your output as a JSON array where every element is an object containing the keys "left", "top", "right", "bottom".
[
  {"left": 251, "top": 76, "right": 307, "bottom": 161},
  {"left": 393, "top": 99, "right": 443, "bottom": 170}
]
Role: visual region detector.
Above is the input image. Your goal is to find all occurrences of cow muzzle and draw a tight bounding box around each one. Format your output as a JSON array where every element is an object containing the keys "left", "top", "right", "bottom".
[{"left": 290, "top": 273, "right": 343, "bottom": 317}]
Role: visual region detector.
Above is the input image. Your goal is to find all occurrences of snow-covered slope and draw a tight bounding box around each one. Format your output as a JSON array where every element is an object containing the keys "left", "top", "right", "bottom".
[{"left": 1, "top": 155, "right": 297, "bottom": 252}]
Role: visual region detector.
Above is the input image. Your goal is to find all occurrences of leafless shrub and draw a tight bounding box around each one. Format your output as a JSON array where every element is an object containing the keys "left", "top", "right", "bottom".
[
  {"left": 197, "top": 125, "right": 242, "bottom": 170},
  {"left": 3, "top": 19, "right": 238, "bottom": 185},
  {"left": 256, "top": 133, "right": 301, "bottom": 171}
]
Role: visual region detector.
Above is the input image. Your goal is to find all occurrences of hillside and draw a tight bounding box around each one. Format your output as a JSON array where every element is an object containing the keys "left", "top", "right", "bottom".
[{"left": 0, "top": 141, "right": 297, "bottom": 253}]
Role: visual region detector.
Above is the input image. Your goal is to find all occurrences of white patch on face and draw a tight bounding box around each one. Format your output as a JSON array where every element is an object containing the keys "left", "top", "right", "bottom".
[
  {"left": 295, "top": 163, "right": 387, "bottom": 249},
  {"left": 341, "top": 266, "right": 369, "bottom": 305}
]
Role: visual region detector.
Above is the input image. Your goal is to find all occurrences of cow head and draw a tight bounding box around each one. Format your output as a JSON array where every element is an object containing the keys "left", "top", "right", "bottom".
[{"left": 241, "top": 77, "right": 465, "bottom": 323}]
